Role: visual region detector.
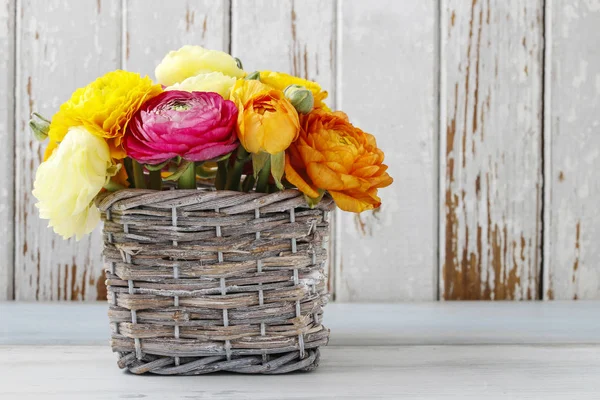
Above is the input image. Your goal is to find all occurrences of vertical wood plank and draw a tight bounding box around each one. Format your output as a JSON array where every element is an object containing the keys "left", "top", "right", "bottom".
[
  {"left": 14, "top": 0, "right": 121, "bottom": 301},
  {"left": 440, "top": 0, "right": 544, "bottom": 300},
  {"left": 126, "top": 0, "right": 230, "bottom": 77},
  {"left": 231, "top": 0, "right": 335, "bottom": 103},
  {"left": 0, "top": 0, "right": 15, "bottom": 300},
  {"left": 336, "top": 0, "right": 437, "bottom": 301},
  {"left": 231, "top": 0, "right": 337, "bottom": 294},
  {"left": 544, "top": 1, "right": 600, "bottom": 300}
]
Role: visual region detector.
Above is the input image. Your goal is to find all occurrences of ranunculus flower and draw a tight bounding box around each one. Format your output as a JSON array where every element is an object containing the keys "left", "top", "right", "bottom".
[
  {"left": 155, "top": 45, "right": 245, "bottom": 87},
  {"left": 166, "top": 71, "right": 236, "bottom": 98},
  {"left": 229, "top": 79, "right": 299, "bottom": 154},
  {"left": 259, "top": 71, "right": 330, "bottom": 111},
  {"left": 285, "top": 109, "right": 393, "bottom": 213},
  {"left": 33, "top": 126, "right": 114, "bottom": 240},
  {"left": 124, "top": 90, "right": 238, "bottom": 165},
  {"left": 47, "top": 70, "right": 163, "bottom": 159}
]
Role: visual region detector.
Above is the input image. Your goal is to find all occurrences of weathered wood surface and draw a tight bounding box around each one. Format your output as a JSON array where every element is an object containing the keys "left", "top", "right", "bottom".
[
  {"left": 126, "top": 0, "right": 230, "bottom": 78},
  {"left": 0, "top": 0, "right": 15, "bottom": 300},
  {"left": 335, "top": 0, "right": 438, "bottom": 301},
  {"left": 13, "top": 0, "right": 121, "bottom": 300},
  {"left": 1, "top": 345, "right": 600, "bottom": 399},
  {"left": 3, "top": 302, "right": 600, "bottom": 346},
  {"left": 440, "top": 0, "right": 544, "bottom": 300},
  {"left": 5, "top": 0, "right": 600, "bottom": 302},
  {"left": 544, "top": 1, "right": 600, "bottom": 300},
  {"left": 230, "top": 0, "right": 338, "bottom": 295}
]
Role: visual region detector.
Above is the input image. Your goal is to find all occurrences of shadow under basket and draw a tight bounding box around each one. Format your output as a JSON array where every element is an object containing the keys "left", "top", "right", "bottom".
[{"left": 96, "top": 188, "right": 333, "bottom": 375}]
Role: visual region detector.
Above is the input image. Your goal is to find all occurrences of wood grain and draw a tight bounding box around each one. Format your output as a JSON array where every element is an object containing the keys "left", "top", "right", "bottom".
[
  {"left": 0, "top": 0, "right": 15, "bottom": 300},
  {"left": 440, "top": 0, "right": 544, "bottom": 300},
  {"left": 335, "top": 0, "right": 437, "bottom": 301},
  {"left": 230, "top": 0, "right": 337, "bottom": 295},
  {"left": 4, "top": 302, "right": 600, "bottom": 346},
  {"left": 544, "top": 1, "right": 600, "bottom": 300},
  {"left": 14, "top": 0, "right": 121, "bottom": 300},
  {"left": 126, "top": 0, "right": 230, "bottom": 78},
  {"left": 2, "top": 345, "right": 600, "bottom": 399}
]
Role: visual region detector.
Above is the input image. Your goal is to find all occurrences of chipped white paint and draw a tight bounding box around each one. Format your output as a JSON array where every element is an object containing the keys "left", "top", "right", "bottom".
[
  {"left": 231, "top": 0, "right": 335, "bottom": 103},
  {"left": 439, "top": 0, "right": 544, "bottom": 300},
  {"left": 231, "top": 0, "right": 337, "bottom": 294},
  {"left": 14, "top": 0, "right": 121, "bottom": 300},
  {"left": 126, "top": 0, "right": 230, "bottom": 78},
  {"left": 335, "top": 0, "right": 437, "bottom": 301},
  {"left": 544, "top": 0, "right": 600, "bottom": 300},
  {"left": 0, "top": 0, "right": 15, "bottom": 300},
  {"left": 4, "top": 0, "right": 600, "bottom": 302}
]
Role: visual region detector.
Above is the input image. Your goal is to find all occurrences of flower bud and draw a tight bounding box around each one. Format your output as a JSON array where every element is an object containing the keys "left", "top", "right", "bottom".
[
  {"left": 29, "top": 113, "right": 50, "bottom": 141},
  {"left": 245, "top": 71, "right": 260, "bottom": 81},
  {"left": 284, "top": 84, "right": 314, "bottom": 114}
]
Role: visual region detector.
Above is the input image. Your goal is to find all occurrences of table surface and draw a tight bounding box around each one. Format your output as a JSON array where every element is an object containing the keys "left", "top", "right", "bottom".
[{"left": 1, "top": 302, "right": 600, "bottom": 399}]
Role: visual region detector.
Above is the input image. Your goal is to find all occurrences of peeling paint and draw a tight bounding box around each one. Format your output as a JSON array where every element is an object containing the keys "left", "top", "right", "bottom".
[
  {"left": 442, "top": 0, "right": 542, "bottom": 300},
  {"left": 572, "top": 221, "right": 581, "bottom": 284}
]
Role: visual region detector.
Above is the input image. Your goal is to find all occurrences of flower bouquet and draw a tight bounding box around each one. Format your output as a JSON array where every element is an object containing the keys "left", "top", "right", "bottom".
[{"left": 31, "top": 46, "right": 393, "bottom": 374}]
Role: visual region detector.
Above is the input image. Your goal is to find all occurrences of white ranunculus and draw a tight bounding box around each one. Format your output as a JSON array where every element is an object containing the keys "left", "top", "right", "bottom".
[
  {"left": 166, "top": 72, "right": 237, "bottom": 98},
  {"left": 33, "top": 126, "right": 111, "bottom": 240},
  {"left": 155, "top": 45, "right": 245, "bottom": 87}
]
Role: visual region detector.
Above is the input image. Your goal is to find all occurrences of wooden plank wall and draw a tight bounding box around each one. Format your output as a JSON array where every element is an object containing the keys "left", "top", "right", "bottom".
[
  {"left": 544, "top": 1, "right": 600, "bottom": 300},
  {"left": 2, "top": 0, "right": 600, "bottom": 301},
  {"left": 336, "top": 0, "right": 438, "bottom": 301},
  {"left": 14, "top": 0, "right": 120, "bottom": 300},
  {"left": 0, "top": 0, "right": 15, "bottom": 300},
  {"left": 439, "top": 0, "right": 544, "bottom": 299}
]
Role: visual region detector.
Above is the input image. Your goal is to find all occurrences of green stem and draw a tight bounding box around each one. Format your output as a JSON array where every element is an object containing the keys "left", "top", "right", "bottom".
[
  {"left": 225, "top": 148, "right": 249, "bottom": 191},
  {"left": 132, "top": 160, "right": 146, "bottom": 189},
  {"left": 177, "top": 161, "right": 196, "bottom": 189},
  {"left": 255, "top": 158, "right": 271, "bottom": 193},
  {"left": 215, "top": 160, "right": 227, "bottom": 190},
  {"left": 124, "top": 158, "right": 134, "bottom": 187},
  {"left": 149, "top": 170, "right": 162, "bottom": 191},
  {"left": 241, "top": 174, "right": 256, "bottom": 192}
]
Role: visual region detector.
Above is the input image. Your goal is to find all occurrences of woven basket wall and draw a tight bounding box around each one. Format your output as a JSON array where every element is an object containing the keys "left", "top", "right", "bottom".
[{"left": 96, "top": 188, "right": 332, "bottom": 375}]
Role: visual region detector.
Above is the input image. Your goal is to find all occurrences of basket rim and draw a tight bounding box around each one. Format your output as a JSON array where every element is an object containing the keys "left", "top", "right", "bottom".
[{"left": 95, "top": 188, "right": 334, "bottom": 214}]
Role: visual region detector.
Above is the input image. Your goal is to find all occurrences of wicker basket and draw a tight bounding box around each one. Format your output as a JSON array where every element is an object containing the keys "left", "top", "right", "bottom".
[{"left": 96, "top": 188, "right": 332, "bottom": 375}]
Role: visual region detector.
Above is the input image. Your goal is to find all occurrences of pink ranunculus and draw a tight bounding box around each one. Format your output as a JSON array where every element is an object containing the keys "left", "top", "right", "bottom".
[{"left": 124, "top": 90, "right": 238, "bottom": 164}]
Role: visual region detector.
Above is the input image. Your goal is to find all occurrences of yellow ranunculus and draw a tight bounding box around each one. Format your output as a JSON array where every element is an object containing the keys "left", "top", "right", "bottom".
[
  {"left": 155, "top": 45, "right": 245, "bottom": 87},
  {"left": 229, "top": 79, "right": 299, "bottom": 154},
  {"left": 48, "top": 70, "right": 162, "bottom": 159},
  {"left": 166, "top": 72, "right": 236, "bottom": 98},
  {"left": 33, "top": 126, "right": 113, "bottom": 240},
  {"left": 259, "top": 71, "right": 330, "bottom": 111}
]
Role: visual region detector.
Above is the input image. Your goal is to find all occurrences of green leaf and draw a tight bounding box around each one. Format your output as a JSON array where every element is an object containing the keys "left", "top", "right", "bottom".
[
  {"left": 210, "top": 151, "right": 234, "bottom": 163},
  {"left": 144, "top": 159, "right": 170, "bottom": 171},
  {"left": 235, "top": 57, "right": 244, "bottom": 70},
  {"left": 103, "top": 180, "right": 126, "bottom": 192},
  {"left": 164, "top": 160, "right": 193, "bottom": 181},
  {"left": 251, "top": 152, "right": 269, "bottom": 178},
  {"left": 270, "top": 151, "right": 285, "bottom": 190},
  {"left": 304, "top": 190, "right": 325, "bottom": 209},
  {"left": 245, "top": 71, "right": 260, "bottom": 81}
]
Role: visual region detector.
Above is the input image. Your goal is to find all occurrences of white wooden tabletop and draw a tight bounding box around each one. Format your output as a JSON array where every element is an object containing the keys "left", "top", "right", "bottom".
[{"left": 1, "top": 302, "right": 600, "bottom": 399}]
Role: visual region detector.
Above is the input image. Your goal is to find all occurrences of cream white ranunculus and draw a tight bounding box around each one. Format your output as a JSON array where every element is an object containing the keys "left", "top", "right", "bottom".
[
  {"left": 166, "top": 72, "right": 237, "bottom": 98},
  {"left": 33, "top": 126, "right": 112, "bottom": 240},
  {"left": 155, "top": 45, "right": 245, "bottom": 86}
]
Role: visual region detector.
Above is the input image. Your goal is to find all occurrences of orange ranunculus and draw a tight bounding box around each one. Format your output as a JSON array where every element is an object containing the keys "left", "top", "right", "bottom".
[
  {"left": 229, "top": 79, "right": 299, "bottom": 154},
  {"left": 285, "top": 109, "right": 393, "bottom": 213}
]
